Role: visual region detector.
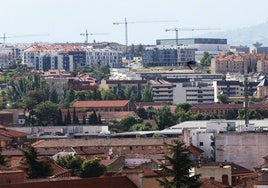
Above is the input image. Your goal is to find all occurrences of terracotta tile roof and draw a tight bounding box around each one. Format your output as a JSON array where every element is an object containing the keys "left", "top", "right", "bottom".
[
  {"left": 0, "top": 126, "right": 27, "bottom": 138},
  {"left": 72, "top": 100, "right": 130, "bottom": 108},
  {"left": 1, "top": 176, "right": 138, "bottom": 188},
  {"left": 201, "top": 162, "right": 253, "bottom": 175},
  {"left": 50, "top": 163, "right": 68, "bottom": 175},
  {"left": 96, "top": 111, "right": 138, "bottom": 121},
  {"left": 187, "top": 144, "right": 204, "bottom": 157},
  {"left": 31, "top": 138, "right": 174, "bottom": 148},
  {"left": 0, "top": 134, "right": 12, "bottom": 141},
  {"left": 24, "top": 45, "right": 84, "bottom": 52}
]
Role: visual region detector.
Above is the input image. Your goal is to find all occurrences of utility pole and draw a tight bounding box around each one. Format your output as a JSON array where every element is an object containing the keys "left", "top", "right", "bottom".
[{"left": 244, "top": 63, "right": 249, "bottom": 126}]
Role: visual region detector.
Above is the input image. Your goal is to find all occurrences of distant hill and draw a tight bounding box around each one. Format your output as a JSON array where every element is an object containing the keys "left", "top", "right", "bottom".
[{"left": 199, "top": 21, "right": 268, "bottom": 46}]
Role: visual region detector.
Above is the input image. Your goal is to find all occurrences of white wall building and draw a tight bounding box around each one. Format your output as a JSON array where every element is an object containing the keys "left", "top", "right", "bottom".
[
  {"left": 173, "top": 81, "right": 215, "bottom": 104},
  {"left": 85, "top": 46, "right": 123, "bottom": 68}
]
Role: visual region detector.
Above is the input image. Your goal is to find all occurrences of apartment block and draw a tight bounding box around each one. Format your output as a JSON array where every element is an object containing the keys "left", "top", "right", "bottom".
[
  {"left": 142, "top": 45, "right": 177, "bottom": 66},
  {"left": 210, "top": 53, "right": 268, "bottom": 74},
  {"left": 100, "top": 79, "right": 146, "bottom": 98},
  {"left": 173, "top": 82, "right": 214, "bottom": 104},
  {"left": 257, "top": 59, "right": 268, "bottom": 73},
  {"left": 213, "top": 80, "right": 259, "bottom": 102},
  {"left": 150, "top": 79, "right": 174, "bottom": 103},
  {"left": 22, "top": 45, "right": 123, "bottom": 71}
]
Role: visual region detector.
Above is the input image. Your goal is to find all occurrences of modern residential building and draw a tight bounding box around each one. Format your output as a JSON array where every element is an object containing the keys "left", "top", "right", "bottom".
[
  {"left": 142, "top": 45, "right": 177, "bottom": 66},
  {"left": 213, "top": 80, "right": 259, "bottom": 102},
  {"left": 150, "top": 79, "right": 174, "bottom": 103},
  {"left": 100, "top": 79, "right": 146, "bottom": 98},
  {"left": 177, "top": 45, "right": 196, "bottom": 66},
  {"left": 173, "top": 82, "right": 215, "bottom": 104},
  {"left": 22, "top": 45, "right": 123, "bottom": 71},
  {"left": 85, "top": 46, "right": 123, "bottom": 68}
]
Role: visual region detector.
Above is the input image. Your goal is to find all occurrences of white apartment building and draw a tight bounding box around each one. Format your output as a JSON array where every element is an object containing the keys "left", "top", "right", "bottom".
[
  {"left": 85, "top": 46, "right": 123, "bottom": 68},
  {"left": 173, "top": 81, "right": 215, "bottom": 104},
  {"left": 23, "top": 45, "right": 123, "bottom": 71}
]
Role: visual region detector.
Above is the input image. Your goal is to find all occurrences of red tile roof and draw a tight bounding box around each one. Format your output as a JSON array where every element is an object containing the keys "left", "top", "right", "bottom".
[
  {"left": 0, "top": 126, "right": 27, "bottom": 138},
  {"left": 1, "top": 176, "right": 138, "bottom": 188},
  {"left": 72, "top": 100, "right": 130, "bottom": 108}
]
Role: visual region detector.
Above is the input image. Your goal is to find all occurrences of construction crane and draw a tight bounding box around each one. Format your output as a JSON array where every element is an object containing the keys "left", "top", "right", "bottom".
[
  {"left": 80, "top": 29, "right": 109, "bottom": 44},
  {"left": 113, "top": 18, "right": 178, "bottom": 52},
  {"left": 165, "top": 27, "right": 221, "bottom": 45},
  {"left": 0, "top": 33, "right": 49, "bottom": 44}
]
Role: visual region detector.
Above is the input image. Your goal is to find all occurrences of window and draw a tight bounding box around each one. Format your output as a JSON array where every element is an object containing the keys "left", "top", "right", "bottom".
[{"left": 199, "top": 142, "right": 204, "bottom": 146}]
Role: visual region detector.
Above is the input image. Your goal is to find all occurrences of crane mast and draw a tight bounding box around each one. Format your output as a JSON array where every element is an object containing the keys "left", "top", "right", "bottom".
[
  {"left": 80, "top": 30, "right": 110, "bottom": 45},
  {"left": 113, "top": 18, "right": 178, "bottom": 53}
]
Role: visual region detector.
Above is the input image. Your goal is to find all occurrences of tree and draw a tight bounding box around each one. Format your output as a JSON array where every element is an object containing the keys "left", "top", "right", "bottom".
[
  {"left": 0, "top": 147, "right": 7, "bottom": 166},
  {"left": 141, "top": 81, "right": 153, "bottom": 102},
  {"left": 98, "top": 113, "right": 102, "bottom": 124},
  {"left": 66, "top": 108, "right": 72, "bottom": 125},
  {"left": 218, "top": 94, "right": 229, "bottom": 104},
  {"left": 157, "top": 140, "right": 202, "bottom": 188},
  {"left": 175, "top": 103, "right": 192, "bottom": 113},
  {"left": 154, "top": 106, "right": 176, "bottom": 130},
  {"left": 49, "top": 87, "right": 58, "bottom": 103},
  {"left": 200, "top": 51, "right": 213, "bottom": 67},
  {"left": 136, "top": 107, "right": 148, "bottom": 119},
  {"left": 57, "top": 109, "right": 64, "bottom": 126},
  {"left": 33, "top": 101, "right": 59, "bottom": 126},
  {"left": 55, "top": 154, "right": 85, "bottom": 176},
  {"left": 88, "top": 110, "right": 98, "bottom": 125},
  {"left": 79, "top": 158, "right": 107, "bottom": 178},
  {"left": 119, "top": 116, "right": 138, "bottom": 131},
  {"left": 21, "top": 146, "right": 52, "bottom": 179}
]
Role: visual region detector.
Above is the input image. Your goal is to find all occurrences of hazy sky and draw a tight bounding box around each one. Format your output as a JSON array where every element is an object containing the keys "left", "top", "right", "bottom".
[{"left": 1, "top": 0, "right": 268, "bottom": 45}]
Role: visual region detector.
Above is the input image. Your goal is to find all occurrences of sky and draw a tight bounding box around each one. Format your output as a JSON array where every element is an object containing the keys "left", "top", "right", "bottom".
[{"left": 1, "top": 0, "right": 268, "bottom": 45}]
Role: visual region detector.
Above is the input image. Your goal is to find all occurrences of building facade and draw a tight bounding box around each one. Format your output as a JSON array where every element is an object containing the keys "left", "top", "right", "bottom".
[
  {"left": 173, "top": 82, "right": 215, "bottom": 104},
  {"left": 142, "top": 45, "right": 177, "bottom": 66},
  {"left": 22, "top": 45, "right": 123, "bottom": 71},
  {"left": 150, "top": 79, "right": 174, "bottom": 103}
]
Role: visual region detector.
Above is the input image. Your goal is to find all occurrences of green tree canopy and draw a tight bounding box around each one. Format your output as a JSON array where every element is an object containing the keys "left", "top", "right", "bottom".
[
  {"left": 21, "top": 146, "right": 52, "bottom": 179},
  {"left": 141, "top": 81, "right": 153, "bottom": 102},
  {"left": 200, "top": 51, "right": 213, "bottom": 67},
  {"left": 33, "top": 101, "right": 59, "bottom": 126},
  {"left": 0, "top": 147, "right": 7, "bottom": 166},
  {"left": 154, "top": 106, "right": 176, "bottom": 130},
  {"left": 79, "top": 158, "right": 107, "bottom": 178},
  {"left": 157, "top": 140, "right": 202, "bottom": 188},
  {"left": 217, "top": 94, "right": 229, "bottom": 104},
  {"left": 55, "top": 154, "right": 85, "bottom": 176}
]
